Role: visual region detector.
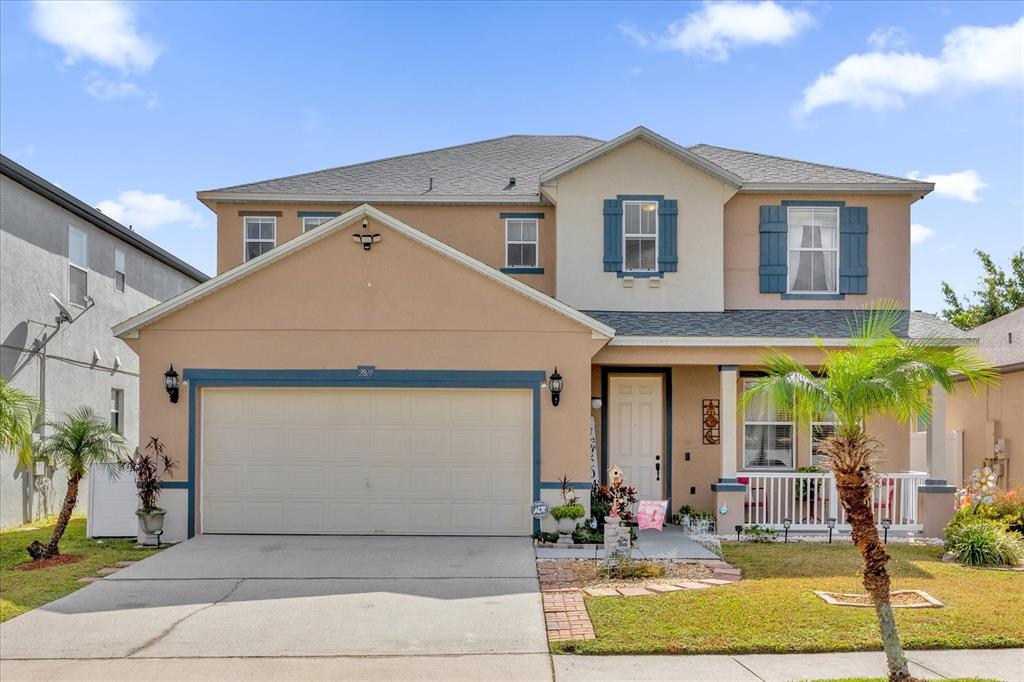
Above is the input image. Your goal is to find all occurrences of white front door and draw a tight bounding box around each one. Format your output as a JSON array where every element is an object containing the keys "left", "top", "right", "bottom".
[{"left": 608, "top": 375, "right": 663, "bottom": 500}]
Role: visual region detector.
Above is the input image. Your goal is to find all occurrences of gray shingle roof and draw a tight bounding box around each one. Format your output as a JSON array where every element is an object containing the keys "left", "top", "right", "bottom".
[
  {"left": 687, "top": 144, "right": 920, "bottom": 186},
  {"left": 969, "top": 308, "right": 1024, "bottom": 369},
  {"left": 202, "top": 133, "right": 927, "bottom": 199},
  {"left": 582, "top": 309, "right": 967, "bottom": 341}
]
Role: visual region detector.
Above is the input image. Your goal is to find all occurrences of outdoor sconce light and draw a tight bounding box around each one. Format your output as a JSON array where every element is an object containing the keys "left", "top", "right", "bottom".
[
  {"left": 352, "top": 233, "right": 382, "bottom": 251},
  {"left": 548, "top": 367, "right": 564, "bottom": 406},
  {"left": 735, "top": 524, "right": 743, "bottom": 542},
  {"left": 782, "top": 517, "right": 792, "bottom": 543},
  {"left": 881, "top": 518, "right": 892, "bottom": 544},
  {"left": 164, "top": 365, "right": 180, "bottom": 404},
  {"left": 591, "top": 397, "right": 603, "bottom": 410},
  {"left": 827, "top": 517, "right": 837, "bottom": 544}
]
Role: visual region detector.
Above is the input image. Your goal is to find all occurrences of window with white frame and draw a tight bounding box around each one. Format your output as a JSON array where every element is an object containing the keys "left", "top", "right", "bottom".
[
  {"left": 110, "top": 388, "right": 124, "bottom": 434},
  {"left": 743, "top": 379, "right": 794, "bottom": 469},
  {"left": 623, "top": 200, "right": 658, "bottom": 272},
  {"left": 505, "top": 218, "right": 538, "bottom": 268},
  {"left": 68, "top": 225, "right": 89, "bottom": 306},
  {"left": 787, "top": 206, "right": 839, "bottom": 294},
  {"left": 811, "top": 408, "right": 837, "bottom": 466},
  {"left": 302, "top": 216, "right": 333, "bottom": 232},
  {"left": 244, "top": 217, "right": 276, "bottom": 261},
  {"left": 114, "top": 249, "right": 126, "bottom": 293}
]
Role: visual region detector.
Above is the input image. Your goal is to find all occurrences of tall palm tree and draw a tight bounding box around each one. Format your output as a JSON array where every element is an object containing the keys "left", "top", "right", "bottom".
[
  {"left": 0, "top": 378, "right": 39, "bottom": 467},
  {"left": 27, "top": 407, "right": 126, "bottom": 560},
  {"left": 742, "top": 303, "right": 995, "bottom": 682}
]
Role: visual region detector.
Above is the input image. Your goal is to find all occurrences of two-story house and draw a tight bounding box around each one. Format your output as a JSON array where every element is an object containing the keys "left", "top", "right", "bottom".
[
  {"left": 1, "top": 155, "right": 207, "bottom": 529},
  {"left": 113, "top": 127, "right": 966, "bottom": 541}
]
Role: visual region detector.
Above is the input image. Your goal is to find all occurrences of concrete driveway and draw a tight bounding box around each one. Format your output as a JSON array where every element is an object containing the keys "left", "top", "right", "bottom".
[{"left": 0, "top": 535, "right": 551, "bottom": 681}]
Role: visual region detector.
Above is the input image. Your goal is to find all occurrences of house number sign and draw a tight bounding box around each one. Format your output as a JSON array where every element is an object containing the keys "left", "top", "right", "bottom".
[{"left": 356, "top": 365, "right": 376, "bottom": 378}]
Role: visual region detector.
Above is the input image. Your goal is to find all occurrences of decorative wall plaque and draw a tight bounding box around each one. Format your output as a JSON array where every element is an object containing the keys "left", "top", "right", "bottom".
[{"left": 702, "top": 399, "right": 720, "bottom": 445}]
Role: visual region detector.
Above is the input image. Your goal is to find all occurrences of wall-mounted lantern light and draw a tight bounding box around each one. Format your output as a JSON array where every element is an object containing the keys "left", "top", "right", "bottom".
[
  {"left": 548, "top": 367, "right": 564, "bottom": 406},
  {"left": 164, "top": 365, "right": 180, "bottom": 404}
]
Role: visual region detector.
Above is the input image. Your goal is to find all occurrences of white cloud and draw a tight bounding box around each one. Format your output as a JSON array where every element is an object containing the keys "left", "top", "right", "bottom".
[
  {"left": 84, "top": 74, "right": 159, "bottom": 108},
  {"left": 660, "top": 1, "right": 814, "bottom": 61},
  {"left": 868, "top": 26, "right": 911, "bottom": 51},
  {"left": 618, "top": 22, "right": 652, "bottom": 48},
  {"left": 907, "top": 169, "right": 987, "bottom": 203},
  {"left": 799, "top": 18, "right": 1024, "bottom": 115},
  {"left": 31, "top": 0, "right": 159, "bottom": 72},
  {"left": 96, "top": 191, "right": 203, "bottom": 231},
  {"left": 910, "top": 223, "right": 935, "bottom": 244}
]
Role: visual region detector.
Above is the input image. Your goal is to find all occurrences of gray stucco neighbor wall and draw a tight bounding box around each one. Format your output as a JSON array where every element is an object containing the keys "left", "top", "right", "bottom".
[{"left": 1, "top": 175, "right": 202, "bottom": 528}]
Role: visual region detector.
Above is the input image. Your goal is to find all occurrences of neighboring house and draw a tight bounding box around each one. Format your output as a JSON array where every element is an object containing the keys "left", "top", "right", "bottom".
[
  {"left": 0, "top": 155, "right": 207, "bottom": 529},
  {"left": 946, "top": 308, "right": 1024, "bottom": 490},
  {"left": 114, "top": 127, "right": 967, "bottom": 541}
]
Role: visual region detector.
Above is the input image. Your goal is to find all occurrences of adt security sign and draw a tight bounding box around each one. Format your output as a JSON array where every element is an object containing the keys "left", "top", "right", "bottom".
[{"left": 531, "top": 500, "right": 549, "bottom": 519}]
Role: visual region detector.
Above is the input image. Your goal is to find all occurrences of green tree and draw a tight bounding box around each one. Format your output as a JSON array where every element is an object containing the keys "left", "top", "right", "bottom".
[
  {"left": 941, "top": 249, "right": 1024, "bottom": 330},
  {"left": 27, "top": 408, "right": 126, "bottom": 560},
  {"left": 742, "top": 302, "right": 995, "bottom": 682},
  {"left": 0, "top": 378, "right": 39, "bottom": 467}
]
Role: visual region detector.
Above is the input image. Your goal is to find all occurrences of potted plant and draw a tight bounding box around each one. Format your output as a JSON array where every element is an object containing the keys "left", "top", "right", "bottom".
[
  {"left": 120, "top": 436, "right": 177, "bottom": 546},
  {"left": 550, "top": 476, "right": 585, "bottom": 543}
]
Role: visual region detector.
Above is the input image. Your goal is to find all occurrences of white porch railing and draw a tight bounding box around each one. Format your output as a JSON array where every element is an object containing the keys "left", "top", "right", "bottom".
[{"left": 740, "top": 471, "right": 927, "bottom": 532}]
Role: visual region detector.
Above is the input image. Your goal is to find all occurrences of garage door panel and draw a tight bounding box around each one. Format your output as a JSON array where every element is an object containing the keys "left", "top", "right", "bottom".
[{"left": 202, "top": 387, "right": 532, "bottom": 535}]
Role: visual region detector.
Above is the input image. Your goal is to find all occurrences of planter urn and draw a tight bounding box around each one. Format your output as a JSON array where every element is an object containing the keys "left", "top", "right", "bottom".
[
  {"left": 556, "top": 516, "right": 576, "bottom": 544},
  {"left": 136, "top": 509, "right": 166, "bottom": 546}
]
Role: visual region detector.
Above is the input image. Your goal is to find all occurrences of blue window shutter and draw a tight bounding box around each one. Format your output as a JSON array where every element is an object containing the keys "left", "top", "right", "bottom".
[
  {"left": 603, "top": 199, "right": 623, "bottom": 272},
  {"left": 759, "top": 205, "right": 787, "bottom": 292},
  {"left": 839, "top": 207, "right": 868, "bottom": 294},
  {"left": 658, "top": 199, "right": 678, "bottom": 272}
]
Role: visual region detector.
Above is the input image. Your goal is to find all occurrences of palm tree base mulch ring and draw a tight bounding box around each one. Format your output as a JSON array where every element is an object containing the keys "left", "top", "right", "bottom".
[
  {"left": 814, "top": 590, "right": 943, "bottom": 608},
  {"left": 16, "top": 553, "right": 85, "bottom": 571}
]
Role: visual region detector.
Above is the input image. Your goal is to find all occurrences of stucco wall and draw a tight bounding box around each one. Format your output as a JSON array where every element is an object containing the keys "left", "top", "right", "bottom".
[
  {"left": 213, "top": 202, "right": 556, "bottom": 297},
  {"left": 723, "top": 192, "right": 915, "bottom": 309},
  {"left": 134, "top": 215, "right": 603, "bottom": 534},
  {"left": 554, "top": 139, "right": 737, "bottom": 311},
  {"left": 946, "top": 370, "right": 1023, "bottom": 489},
  {"left": 0, "top": 176, "right": 200, "bottom": 528}
]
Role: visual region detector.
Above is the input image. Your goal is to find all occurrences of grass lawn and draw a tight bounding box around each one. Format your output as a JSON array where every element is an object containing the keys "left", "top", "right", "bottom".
[
  {"left": 553, "top": 543, "right": 1024, "bottom": 655},
  {"left": 1, "top": 516, "right": 163, "bottom": 622}
]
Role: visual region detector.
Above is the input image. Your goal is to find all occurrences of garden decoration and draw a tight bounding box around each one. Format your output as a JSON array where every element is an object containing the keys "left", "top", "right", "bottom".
[
  {"left": 120, "top": 436, "right": 177, "bottom": 546},
  {"left": 550, "top": 475, "right": 585, "bottom": 544}
]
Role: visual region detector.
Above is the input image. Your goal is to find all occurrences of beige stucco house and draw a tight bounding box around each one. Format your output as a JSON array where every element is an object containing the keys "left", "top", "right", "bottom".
[{"left": 113, "top": 127, "right": 968, "bottom": 541}]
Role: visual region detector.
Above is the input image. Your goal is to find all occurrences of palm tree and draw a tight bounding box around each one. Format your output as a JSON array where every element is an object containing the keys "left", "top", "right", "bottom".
[
  {"left": 742, "top": 303, "right": 995, "bottom": 682},
  {"left": 0, "top": 378, "right": 39, "bottom": 467},
  {"left": 27, "top": 407, "right": 126, "bottom": 560}
]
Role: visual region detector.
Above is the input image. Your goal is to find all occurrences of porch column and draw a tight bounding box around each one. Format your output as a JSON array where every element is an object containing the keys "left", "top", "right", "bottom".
[
  {"left": 920, "top": 385, "right": 956, "bottom": 538},
  {"left": 713, "top": 365, "right": 745, "bottom": 531}
]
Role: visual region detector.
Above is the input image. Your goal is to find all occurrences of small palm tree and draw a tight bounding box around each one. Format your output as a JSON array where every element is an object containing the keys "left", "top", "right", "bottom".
[
  {"left": 27, "top": 407, "right": 126, "bottom": 560},
  {"left": 742, "top": 303, "right": 995, "bottom": 682},
  {"left": 0, "top": 378, "right": 39, "bottom": 467}
]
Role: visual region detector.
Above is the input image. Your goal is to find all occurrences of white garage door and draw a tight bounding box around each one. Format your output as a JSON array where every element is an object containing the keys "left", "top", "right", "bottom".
[{"left": 201, "top": 387, "right": 533, "bottom": 535}]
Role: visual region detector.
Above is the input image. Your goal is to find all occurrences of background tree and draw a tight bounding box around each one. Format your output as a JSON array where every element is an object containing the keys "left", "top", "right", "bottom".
[
  {"left": 742, "top": 303, "right": 995, "bottom": 682},
  {"left": 941, "top": 249, "right": 1024, "bottom": 330},
  {"left": 0, "top": 378, "right": 39, "bottom": 467},
  {"left": 27, "top": 407, "right": 126, "bottom": 560}
]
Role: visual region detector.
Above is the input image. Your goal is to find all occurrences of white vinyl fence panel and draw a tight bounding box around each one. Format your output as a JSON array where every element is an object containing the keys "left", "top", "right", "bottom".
[{"left": 87, "top": 464, "right": 138, "bottom": 537}]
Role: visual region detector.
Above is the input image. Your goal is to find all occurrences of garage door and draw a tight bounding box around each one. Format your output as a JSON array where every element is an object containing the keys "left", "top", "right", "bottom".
[{"left": 200, "top": 387, "right": 533, "bottom": 535}]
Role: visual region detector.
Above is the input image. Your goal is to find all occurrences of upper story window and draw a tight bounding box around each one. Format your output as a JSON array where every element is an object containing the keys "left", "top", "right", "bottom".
[
  {"left": 505, "top": 218, "right": 538, "bottom": 268},
  {"left": 302, "top": 216, "right": 332, "bottom": 232},
  {"left": 623, "top": 200, "right": 658, "bottom": 272},
  {"left": 110, "top": 388, "right": 124, "bottom": 434},
  {"left": 244, "top": 216, "right": 276, "bottom": 261},
  {"left": 788, "top": 207, "right": 839, "bottom": 294},
  {"left": 114, "top": 249, "right": 126, "bottom": 293},
  {"left": 743, "top": 379, "right": 794, "bottom": 469},
  {"left": 68, "top": 225, "right": 88, "bottom": 307}
]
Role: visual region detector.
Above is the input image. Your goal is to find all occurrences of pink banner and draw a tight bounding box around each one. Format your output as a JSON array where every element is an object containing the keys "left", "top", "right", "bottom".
[{"left": 637, "top": 500, "right": 668, "bottom": 531}]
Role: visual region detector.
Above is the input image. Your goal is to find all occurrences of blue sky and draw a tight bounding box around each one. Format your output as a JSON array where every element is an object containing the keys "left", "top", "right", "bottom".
[{"left": 1, "top": 1, "right": 1021, "bottom": 314}]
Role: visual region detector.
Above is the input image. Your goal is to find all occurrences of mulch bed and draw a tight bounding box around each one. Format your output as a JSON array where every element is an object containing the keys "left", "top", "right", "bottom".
[
  {"left": 814, "top": 589, "right": 943, "bottom": 608},
  {"left": 16, "top": 554, "right": 85, "bottom": 571}
]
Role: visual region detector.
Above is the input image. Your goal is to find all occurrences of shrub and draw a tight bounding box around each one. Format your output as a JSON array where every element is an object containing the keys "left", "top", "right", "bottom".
[
  {"left": 551, "top": 503, "right": 585, "bottom": 521},
  {"left": 531, "top": 530, "right": 559, "bottom": 543},
  {"left": 992, "top": 487, "right": 1024, "bottom": 534},
  {"left": 743, "top": 524, "right": 778, "bottom": 543},
  {"left": 597, "top": 558, "right": 665, "bottom": 580},
  {"left": 572, "top": 526, "right": 604, "bottom": 544},
  {"left": 947, "top": 519, "right": 1024, "bottom": 567}
]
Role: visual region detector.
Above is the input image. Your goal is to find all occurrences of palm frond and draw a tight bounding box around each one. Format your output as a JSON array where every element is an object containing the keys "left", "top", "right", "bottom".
[
  {"left": 39, "top": 407, "right": 127, "bottom": 478},
  {"left": 0, "top": 378, "right": 39, "bottom": 467}
]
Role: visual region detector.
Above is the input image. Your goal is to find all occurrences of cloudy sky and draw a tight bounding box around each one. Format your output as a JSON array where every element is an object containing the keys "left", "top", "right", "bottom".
[{"left": 1, "top": 1, "right": 1021, "bottom": 313}]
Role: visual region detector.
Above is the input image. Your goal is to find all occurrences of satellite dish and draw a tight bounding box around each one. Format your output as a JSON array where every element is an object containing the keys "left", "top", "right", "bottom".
[{"left": 49, "top": 293, "right": 73, "bottom": 325}]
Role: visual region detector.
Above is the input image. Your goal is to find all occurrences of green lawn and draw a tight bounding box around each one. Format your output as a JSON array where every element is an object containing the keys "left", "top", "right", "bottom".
[
  {"left": 553, "top": 543, "right": 1024, "bottom": 655},
  {"left": 1, "top": 517, "right": 163, "bottom": 622}
]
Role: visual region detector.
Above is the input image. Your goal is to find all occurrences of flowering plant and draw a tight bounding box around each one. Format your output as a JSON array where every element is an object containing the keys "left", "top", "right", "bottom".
[
  {"left": 594, "top": 466, "right": 638, "bottom": 520},
  {"left": 955, "top": 467, "right": 999, "bottom": 510}
]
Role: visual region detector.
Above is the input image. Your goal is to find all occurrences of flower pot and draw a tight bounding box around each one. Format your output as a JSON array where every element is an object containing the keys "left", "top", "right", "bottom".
[
  {"left": 136, "top": 509, "right": 166, "bottom": 546},
  {"left": 604, "top": 515, "right": 620, "bottom": 526},
  {"left": 555, "top": 516, "right": 577, "bottom": 544}
]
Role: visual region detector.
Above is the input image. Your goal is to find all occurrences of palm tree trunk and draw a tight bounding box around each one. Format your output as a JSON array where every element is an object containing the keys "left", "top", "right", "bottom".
[
  {"left": 834, "top": 469, "right": 915, "bottom": 682},
  {"left": 27, "top": 473, "right": 80, "bottom": 560}
]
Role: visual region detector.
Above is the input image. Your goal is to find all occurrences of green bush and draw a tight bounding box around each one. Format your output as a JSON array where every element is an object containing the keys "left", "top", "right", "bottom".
[
  {"left": 946, "top": 519, "right": 1024, "bottom": 567},
  {"left": 531, "top": 530, "right": 559, "bottom": 543},
  {"left": 572, "top": 526, "right": 604, "bottom": 544},
  {"left": 743, "top": 524, "right": 778, "bottom": 543},
  {"left": 551, "top": 503, "right": 585, "bottom": 521},
  {"left": 597, "top": 558, "right": 665, "bottom": 580}
]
